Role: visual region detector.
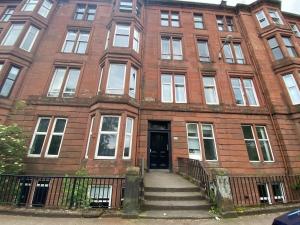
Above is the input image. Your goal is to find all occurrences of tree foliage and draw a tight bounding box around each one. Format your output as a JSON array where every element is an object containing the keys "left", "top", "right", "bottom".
[{"left": 0, "top": 124, "right": 27, "bottom": 174}]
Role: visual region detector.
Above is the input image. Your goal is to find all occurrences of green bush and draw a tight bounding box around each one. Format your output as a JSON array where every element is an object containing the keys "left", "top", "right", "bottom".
[{"left": 0, "top": 124, "right": 27, "bottom": 175}]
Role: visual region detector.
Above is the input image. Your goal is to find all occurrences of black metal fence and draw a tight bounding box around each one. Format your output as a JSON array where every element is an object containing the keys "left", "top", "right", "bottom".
[
  {"left": 0, "top": 175, "right": 125, "bottom": 209},
  {"left": 177, "top": 157, "right": 213, "bottom": 198},
  {"left": 229, "top": 175, "right": 300, "bottom": 206}
]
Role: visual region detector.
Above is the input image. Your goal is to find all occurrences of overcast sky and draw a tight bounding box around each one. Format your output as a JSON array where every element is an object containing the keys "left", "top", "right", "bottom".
[{"left": 179, "top": 0, "right": 300, "bottom": 14}]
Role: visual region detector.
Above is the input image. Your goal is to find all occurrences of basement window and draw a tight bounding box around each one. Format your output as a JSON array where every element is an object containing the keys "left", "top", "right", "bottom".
[
  {"left": 89, "top": 185, "right": 112, "bottom": 208},
  {"left": 258, "top": 183, "right": 271, "bottom": 204}
]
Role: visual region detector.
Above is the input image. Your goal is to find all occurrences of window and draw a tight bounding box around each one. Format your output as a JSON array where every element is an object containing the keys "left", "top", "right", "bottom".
[
  {"left": 161, "top": 37, "right": 183, "bottom": 60},
  {"left": 268, "top": 37, "right": 283, "bottom": 60},
  {"left": 113, "top": 24, "right": 130, "bottom": 47},
  {"left": 133, "top": 29, "right": 140, "bottom": 52},
  {"left": 291, "top": 24, "right": 300, "bottom": 37},
  {"left": 129, "top": 67, "right": 137, "bottom": 98},
  {"left": 19, "top": 25, "right": 40, "bottom": 52},
  {"left": 62, "top": 30, "right": 90, "bottom": 54},
  {"left": 95, "top": 116, "right": 120, "bottom": 159},
  {"left": 282, "top": 74, "right": 300, "bottom": 105},
  {"left": 45, "top": 118, "right": 67, "bottom": 157},
  {"left": 97, "top": 66, "right": 104, "bottom": 93},
  {"left": 22, "top": 0, "right": 38, "bottom": 11},
  {"left": 123, "top": 117, "right": 134, "bottom": 159},
  {"left": 1, "top": 23, "right": 24, "bottom": 46},
  {"left": 194, "top": 14, "right": 203, "bottom": 29},
  {"left": 223, "top": 42, "right": 245, "bottom": 64},
  {"left": 119, "top": 0, "right": 132, "bottom": 13},
  {"left": 256, "top": 126, "right": 273, "bottom": 162},
  {"left": 197, "top": 40, "right": 210, "bottom": 62},
  {"left": 256, "top": 10, "right": 269, "bottom": 28},
  {"left": 272, "top": 183, "right": 285, "bottom": 203},
  {"left": 74, "top": 4, "right": 97, "bottom": 21},
  {"left": 0, "top": 63, "right": 3, "bottom": 72},
  {"left": 186, "top": 123, "right": 201, "bottom": 160},
  {"left": 242, "top": 125, "right": 260, "bottom": 162},
  {"left": 89, "top": 185, "right": 112, "bottom": 208},
  {"left": 38, "top": 0, "right": 53, "bottom": 18},
  {"left": 171, "top": 12, "right": 179, "bottom": 27},
  {"left": 85, "top": 116, "right": 95, "bottom": 159},
  {"left": 160, "top": 11, "right": 179, "bottom": 27},
  {"left": 203, "top": 76, "right": 219, "bottom": 105},
  {"left": 268, "top": 9, "right": 283, "bottom": 25},
  {"left": 136, "top": 2, "right": 141, "bottom": 17},
  {"left": 201, "top": 124, "right": 217, "bottom": 161},
  {"left": 161, "top": 74, "right": 186, "bottom": 103},
  {"left": 106, "top": 64, "right": 126, "bottom": 95},
  {"left": 216, "top": 16, "right": 234, "bottom": 32},
  {"left": 104, "top": 30, "right": 110, "bottom": 50},
  {"left": 258, "top": 184, "right": 271, "bottom": 204},
  {"left": 242, "top": 125, "right": 274, "bottom": 162},
  {"left": 47, "top": 68, "right": 80, "bottom": 97},
  {"left": 29, "top": 117, "right": 51, "bottom": 156},
  {"left": 0, "top": 66, "right": 20, "bottom": 97},
  {"left": 282, "top": 37, "right": 297, "bottom": 57},
  {"left": 231, "top": 78, "right": 259, "bottom": 106},
  {"left": 1, "top": 6, "right": 15, "bottom": 22}
]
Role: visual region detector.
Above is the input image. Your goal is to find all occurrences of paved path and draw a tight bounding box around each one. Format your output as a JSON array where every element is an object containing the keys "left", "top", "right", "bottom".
[{"left": 0, "top": 212, "right": 283, "bottom": 225}]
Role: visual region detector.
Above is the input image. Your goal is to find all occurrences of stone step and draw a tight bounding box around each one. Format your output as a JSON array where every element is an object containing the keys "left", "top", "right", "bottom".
[
  {"left": 139, "top": 210, "right": 214, "bottom": 219},
  {"left": 144, "top": 191, "right": 205, "bottom": 201},
  {"left": 143, "top": 200, "right": 211, "bottom": 210},
  {"left": 144, "top": 186, "right": 200, "bottom": 192}
]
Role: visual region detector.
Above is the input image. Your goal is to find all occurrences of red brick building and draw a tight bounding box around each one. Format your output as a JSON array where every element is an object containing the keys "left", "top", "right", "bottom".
[{"left": 0, "top": 0, "right": 299, "bottom": 181}]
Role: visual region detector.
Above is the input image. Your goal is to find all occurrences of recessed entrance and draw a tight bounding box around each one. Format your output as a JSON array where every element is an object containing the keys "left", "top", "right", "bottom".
[{"left": 148, "top": 121, "right": 171, "bottom": 170}]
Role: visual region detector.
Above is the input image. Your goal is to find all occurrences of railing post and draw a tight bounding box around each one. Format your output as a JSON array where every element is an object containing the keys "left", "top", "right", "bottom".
[
  {"left": 69, "top": 177, "right": 77, "bottom": 209},
  {"left": 123, "top": 167, "right": 140, "bottom": 218},
  {"left": 215, "top": 174, "right": 234, "bottom": 212}
]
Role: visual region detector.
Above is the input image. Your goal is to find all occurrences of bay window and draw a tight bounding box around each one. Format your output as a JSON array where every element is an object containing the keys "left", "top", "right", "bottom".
[
  {"left": 123, "top": 117, "right": 134, "bottom": 159},
  {"left": 256, "top": 10, "right": 269, "bottom": 28},
  {"left": 268, "top": 37, "right": 283, "bottom": 60},
  {"left": 290, "top": 24, "right": 300, "bottom": 37},
  {"left": 133, "top": 29, "right": 140, "bottom": 52},
  {"left": 1, "top": 23, "right": 24, "bottom": 46},
  {"left": 282, "top": 74, "right": 300, "bottom": 105},
  {"left": 268, "top": 9, "right": 283, "bottom": 25},
  {"left": 113, "top": 24, "right": 130, "bottom": 47},
  {"left": 22, "top": 0, "right": 38, "bottom": 11},
  {"left": 129, "top": 67, "right": 137, "bottom": 98},
  {"left": 38, "top": 0, "right": 53, "bottom": 18},
  {"left": 1, "top": 6, "right": 15, "bottom": 22},
  {"left": 0, "top": 66, "right": 20, "bottom": 97},
  {"left": 282, "top": 37, "right": 297, "bottom": 57},
  {"left": 20, "top": 25, "right": 40, "bottom": 52},
  {"left": 106, "top": 64, "right": 126, "bottom": 95}
]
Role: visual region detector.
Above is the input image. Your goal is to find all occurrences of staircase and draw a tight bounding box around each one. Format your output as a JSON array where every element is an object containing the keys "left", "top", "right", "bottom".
[{"left": 140, "top": 171, "right": 213, "bottom": 219}]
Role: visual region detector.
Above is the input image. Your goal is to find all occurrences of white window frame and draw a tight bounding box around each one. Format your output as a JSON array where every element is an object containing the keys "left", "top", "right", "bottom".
[
  {"left": 174, "top": 75, "right": 186, "bottom": 103},
  {"left": 194, "top": 14, "right": 203, "bottom": 29},
  {"left": 256, "top": 10, "right": 269, "bottom": 28},
  {"left": 106, "top": 64, "right": 127, "bottom": 95},
  {"left": 129, "top": 67, "right": 137, "bottom": 98},
  {"left": 22, "top": 0, "right": 38, "bottom": 12},
  {"left": 283, "top": 74, "right": 300, "bottom": 105},
  {"left": 231, "top": 78, "right": 246, "bottom": 106},
  {"left": 94, "top": 115, "right": 121, "bottom": 160},
  {"left": 1, "top": 23, "right": 24, "bottom": 46},
  {"left": 161, "top": 37, "right": 171, "bottom": 60},
  {"left": 258, "top": 183, "right": 272, "bottom": 204},
  {"left": 113, "top": 24, "right": 130, "bottom": 47},
  {"left": 186, "top": 123, "right": 202, "bottom": 161},
  {"left": 1, "top": 6, "right": 15, "bottom": 22},
  {"left": 37, "top": 0, "right": 53, "bottom": 18},
  {"left": 88, "top": 185, "right": 112, "bottom": 208},
  {"left": 161, "top": 74, "right": 173, "bottom": 103},
  {"left": 241, "top": 125, "right": 260, "bottom": 162},
  {"left": 123, "top": 117, "right": 134, "bottom": 159},
  {"left": 133, "top": 28, "right": 140, "bottom": 53},
  {"left": 62, "top": 68, "right": 80, "bottom": 98},
  {"left": 203, "top": 76, "right": 219, "bottom": 105},
  {"left": 105, "top": 30, "right": 110, "bottom": 50},
  {"left": 19, "top": 25, "right": 40, "bottom": 52},
  {"left": 85, "top": 116, "right": 95, "bottom": 159},
  {"left": 291, "top": 24, "right": 300, "bottom": 37},
  {"left": 272, "top": 182, "right": 286, "bottom": 203},
  {"left": 172, "top": 38, "right": 183, "bottom": 60},
  {"left": 201, "top": 124, "right": 218, "bottom": 161},
  {"left": 97, "top": 66, "right": 104, "bottom": 93},
  {"left": 28, "top": 117, "right": 51, "bottom": 157},
  {"left": 45, "top": 118, "right": 68, "bottom": 158},
  {"left": 243, "top": 79, "right": 259, "bottom": 106},
  {"left": 256, "top": 126, "right": 274, "bottom": 162},
  {"left": 268, "top": 9, "right": 283, "bottom": 25}
]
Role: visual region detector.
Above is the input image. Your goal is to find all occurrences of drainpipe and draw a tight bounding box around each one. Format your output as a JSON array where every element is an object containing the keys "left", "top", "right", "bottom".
[{"left": 236, "top": 12, "right": 290, "bottom": 175}]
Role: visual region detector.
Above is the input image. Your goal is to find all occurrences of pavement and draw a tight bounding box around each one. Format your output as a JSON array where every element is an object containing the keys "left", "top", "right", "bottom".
[{"left": 0, "top": 212, "right": 283, "bottom": 225}]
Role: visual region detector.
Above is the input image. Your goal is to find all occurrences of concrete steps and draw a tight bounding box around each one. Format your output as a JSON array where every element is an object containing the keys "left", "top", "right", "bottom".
[{"left": 140, "top": 171, "right": 212, "bottom": 219}]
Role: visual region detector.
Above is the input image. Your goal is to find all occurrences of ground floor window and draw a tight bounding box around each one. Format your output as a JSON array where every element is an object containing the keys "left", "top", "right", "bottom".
[
  {"left": 272, "top": 182, "right": 285, "bottom": 203},
  {"left": 257, "top": 183, "right": 271, "bottom": 204}
]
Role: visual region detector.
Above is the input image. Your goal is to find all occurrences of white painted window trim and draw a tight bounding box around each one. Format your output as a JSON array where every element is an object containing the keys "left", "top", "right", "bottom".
[
  {"left": 37, "top": 0, "right": 53, "bottom": 18},
  {"left": 104, "top": 30, "right": 110, "bottom": 50},
  {"left": 174, "top": 75, "right": 186, "bottom": 103},
  {"left": 243, "top": 79, "right": 260, "bottom": 107},
  {"left": 94, "top": 115, "right": 121, "bottom": 159},
  {"left": 172, "top": 38, "right": 183, "bottom": 60},
  {"left": 85, "top": 116, "right": 95, "bottom": 159},
  {"left": 161, "top": 74, "right": 173, "bottom": 103},
  {"left": 123, "top": 117, "right": 134, "bottom": 159},
  {"left": 20, "top": 25, "right": 40, "bottom": 52},
  {"left": 161, "top": 37, "right": 171, "bottom": 59},
  {"left": 88, "top": 185, "right": 112, "bottom": 208},
  {"left": 28, "top": 117, "right": 51, "bottom": 157},
  {"left": 44, "top": 118, "right": 68, "bottom": 158},
  {"left": 61, "top": 30, "right": 77, "bottom": 53},
  {"left": 1, "top": 23, "right": 24, "bottom": 46},
  {"left": 97, "top": 66, "right": 104, "bottom": 93},
  {"left": 186, "top": 123, "right": 202, "bottom": 161},
  {"left": 256, "top": 126, "right": 274, "bottom": 162},
  {"left": 22, "top": 0, "right": 38, "bottom": 11},
  {"left": 256, "top": 10, "right": 269, "bottom": 28},
  {"left": 129, "top": 67, "right": 137, "bottom": 98},
  {"left": 283, "top": 74, "right": 300, "bottom": 105},
  {"left": 231, "top": 78, "right": 246, "bottom": 106},
  {"left": 201, "top": 124, "right": 218, "bottom": 161},
  {"left": 113, "top": 24, "right": 130, "bottom": 47},
  {"left": 133, "top": 28, "right": 140, "bottom": 53},
  {"left": 47, "top": 68, "right": 66, "bottom": 97},
  {"left": 62, "top": 68, "right": 80, "bottom": 98},
  {"left": 241, "top": 125, "right": 261, "bottom": 162},
  {"left": 203, "top": 76, "right": 219, "bottom": 105},
  {"left": 105, "top": 63, "right": 127, "bottom": 95},
  {"left": 258, "top": 183, "right": 272, "bottom": 204}
]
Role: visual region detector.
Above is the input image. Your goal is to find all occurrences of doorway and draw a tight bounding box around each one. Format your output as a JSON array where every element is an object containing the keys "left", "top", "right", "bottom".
[{"left": 148, "top": 121, "right": 171, "bottom": 170}]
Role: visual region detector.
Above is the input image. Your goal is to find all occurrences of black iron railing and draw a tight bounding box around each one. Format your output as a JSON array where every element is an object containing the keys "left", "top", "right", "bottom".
[
  {"left": 0, "top": 175, "right": 125, "bottom": 209},
  {"left": 177, "top": 157, "right": 213, "bottom": 198},
  {"left": 229, "top": 175, "right": 300, "bottom": 206}
]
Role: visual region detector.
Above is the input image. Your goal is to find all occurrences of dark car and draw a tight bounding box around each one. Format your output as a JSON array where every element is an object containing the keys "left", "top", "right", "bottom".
[{"left": 273, "top": 209, "right": 300, "bottom": 225}]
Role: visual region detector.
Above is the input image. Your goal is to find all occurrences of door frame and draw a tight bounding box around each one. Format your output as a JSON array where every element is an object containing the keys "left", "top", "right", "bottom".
[{"left": 147, "top": 121, "right": 172, "bottom": 172}]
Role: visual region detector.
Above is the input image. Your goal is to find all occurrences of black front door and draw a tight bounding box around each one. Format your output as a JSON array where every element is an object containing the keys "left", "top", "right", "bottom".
[{"left": 149, "top": 132, "right": 169, "bottom": 169}]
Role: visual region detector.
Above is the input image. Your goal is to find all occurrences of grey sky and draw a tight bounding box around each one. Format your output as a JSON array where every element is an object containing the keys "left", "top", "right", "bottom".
[{"left": 179, "top": 0, "right": 300, "bottom": 14}]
